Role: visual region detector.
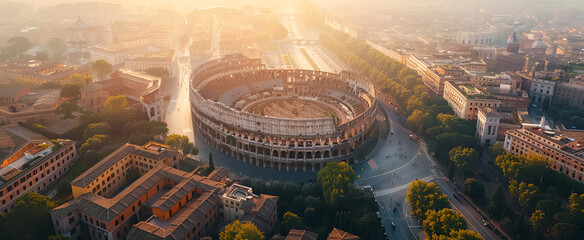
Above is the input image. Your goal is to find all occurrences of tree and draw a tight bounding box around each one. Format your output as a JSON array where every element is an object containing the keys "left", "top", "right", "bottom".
[
  {"left": 317, "top": 162, "right": 355, "bottom": 205},
  {"left": 463, "top": 178, "right": 485, "bottom": 199},
  {"left": 530, "top": 210, "right": 546, "bottom": 235},
  {"left": 61, "top": 83, "right": 82, "bottom": 99},
  {"left": 165, "top": 134, "right": 196, "bottom": 154},
  {"left": 144, "top": 67, "right": 170, "bottom": 78},
  {"left": 447, "top": 229, "right": 483, "bottom": 240},
  {"left": 281, "top": 211, "right": 305, "bottom": 235},
  {"left": 448, "top": 161, "right": 455, "bottom": 179},
  {"left": 568, "top": 193, "right": 584, "bottom": 216},
  {"left": 102, "top": 95, "right": 129, "bottom": 116},
  {"left": 509, "top": 180, "right": 539, "bottom": 209},
  {"left": 4, "top": 36, "right": 31, "bottom": 58},
  {"left": 48, "top": 234, "right": 70, "bottom": 240},
  {"left": 219, "top": 220, "right": 264, "bottom": 240},
  {"left": 535, "top": 200, "right": 560, "bottom": 219},
  {"left": 407, "top": 109, "right": 427, "bottom": 134},
  {"left": 449, "top": 146, "right": 478, "bottom": 174},
  {"left": 83, "top": 122, "right": 112, "bottom": 139},
  {"left": 423, "top": 208, "right": 467, "bottom": 239},
  {"left": 0, "top": 192, "right": 58, "bottom": 239},
  {"left": 488, "top": 184, "right": 505, "bottom": 220},
  {"left": 92, "top": 59, "right": 112, "bottom": 81},
  {"left": 58, "top": 100, "right": 79, "bottom": 118},
  {"left": 406, "top": 180, "right": 450, "bottom": 220},
  {"left": 551, "top": 223, "right": 581, "bottom": 240},
  {"left": 488, "top": 143, "right": 506, "bottom": 157},
  {"left": 79, "top": 135, "right": 109, "bottom": 156}
]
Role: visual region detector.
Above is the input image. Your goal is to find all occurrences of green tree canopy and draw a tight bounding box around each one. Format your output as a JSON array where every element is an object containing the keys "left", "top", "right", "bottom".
[
  {"left": 82, "top": 122, "right": 112, "bottom": 139},
  {"left": 102, "top": 95, "right": 129, "bottom": 116},
  {"left": 406, "top": 180, "right": 450, "bottom": 220},
  {"left": 219, "top": 220, "right": 264, "bottom": 240},
  {"left": 529, "top": 210, "right": 546, "bottom": 235},
  {"left": 442, "top": 229, "right": 483, "bottom": 240},
  {"left": 407, "top": 109, "right": 428, "bottom": 134},
  {"left": 61, "top": 83, "right": 83, "bottom": 99},
  {"left": 144, "top": 67, "right": 170, "bottom": 78},
  {"left": 165, "top": 134, "right": 196, "bottom": 154},
  {"left": 92, "top": 59, "right": 112, "bottom": 80},
  {"left": 317, "top": 162, "right": 355, "bottom": 205},
  {"left": 487, "top": 184, "right": 505, "bottom": 220},
  {"left": 509, "top": 180, "right": 539, "bottom": 209},
  {"left": 449, "top": 146, "right": 478, "bottom": 173},
  {"left": 57, "top": 99, "right": 79, "bottom": 118},
  {"left": 4, "top": 36, "right": 31, "bottom": 58},
  {"left": 463, "top": 178, "right": 485, "bottom": 199},
  {"left": 69, "top": 73, "right": 93, "bottom": 86},
  {"left": 281, "top": 211, "right": 305, "bottom": 235},
  {"left": 568, "top": 193, "right": 584, "bottom": 216},
  {"left": 0, "top": 192, "right": 58, "bottom": 240},
  {"left": 423, "top": 208, "right": 467, "bottom": 239},
  {"left": 551, "top": 222, "right": 581, "bottom": 240}
]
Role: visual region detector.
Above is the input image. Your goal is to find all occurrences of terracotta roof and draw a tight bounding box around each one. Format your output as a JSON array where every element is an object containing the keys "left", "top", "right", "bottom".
[
  {"left": 70, "top": 144, "right": 136, "bottom": 188},
  {"left": 70, "top": 143, "right": 178, "bottom": 188},
  {"left": 327, "top": 228, "right": 359, "bottom": 240},
  {"left": 286, "top": 229, "right": 319, "bottom": 240},
  {"left": 240, "top": 194, "right": 278, "bottom": 234}
]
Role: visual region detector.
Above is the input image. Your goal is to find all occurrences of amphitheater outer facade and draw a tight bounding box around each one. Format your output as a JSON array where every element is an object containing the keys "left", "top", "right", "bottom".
[{"left": 190, "top": 55, "right": 378, "bottom": 171}]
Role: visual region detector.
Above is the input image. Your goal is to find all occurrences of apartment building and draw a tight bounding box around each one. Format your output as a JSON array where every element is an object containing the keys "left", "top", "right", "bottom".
[
  {"left": 553, "top": 76, "right": 584, "bottom": 110},
  {"left": 0, "top": 60, "right": 91, "bottom": 85},
  {"left": 221, "top": 184, "right": 278, "bottom": 235},
  {"left": 504, "top": 126, "right": 584, "bottom": 183},
  {"left": 0, "top": 125, "right": 77, "bottom": 213},
  {"left": 50, "top": 142, "right": 278, "bottom": 240},
  {"left": 79, "top": 69, "right": 164, "bottom": 121},
  {"left": 443, "top": 81, "right": 502, "bottom": 120}
]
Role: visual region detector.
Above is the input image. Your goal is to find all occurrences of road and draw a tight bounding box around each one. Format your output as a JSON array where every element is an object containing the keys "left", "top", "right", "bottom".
[
  {"left": 163, "top": 17, "right": 195, "bottom": 141},
  {"left": 355, "top": 100, "right": 503, "bottom": 240},
  {"left": 165, "top": 10, "right": 505, "bottom": 239}
]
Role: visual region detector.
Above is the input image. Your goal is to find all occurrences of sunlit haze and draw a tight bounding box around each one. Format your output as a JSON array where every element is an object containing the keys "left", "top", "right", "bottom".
[{"left": 0, "top": 1, "right": 583, "bottom": 240}]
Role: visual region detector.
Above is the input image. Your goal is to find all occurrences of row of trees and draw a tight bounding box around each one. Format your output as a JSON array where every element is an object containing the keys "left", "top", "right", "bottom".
[
  {"left": 406, "top": 180, "right": 481, "bottom": 239},
  {"left": 490, "top": 145, "right": 584, "bottom": 239},
  {"left": 548, "top": 104, "right": 584, "bottom": 129},
  {"left": 238, "top": 162, "right": 380, "bottom": 239},
  {"left": 319, "top": 29, "right": 476, "bottom": 165}
]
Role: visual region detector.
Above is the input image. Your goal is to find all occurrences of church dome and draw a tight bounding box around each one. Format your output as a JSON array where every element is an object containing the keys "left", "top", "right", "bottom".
[
  {"left": 73, "top": 16, "right": 87, "bottom": 30},
  {"left": 532, "top": 39, "right": 546, "bottom": 49}
]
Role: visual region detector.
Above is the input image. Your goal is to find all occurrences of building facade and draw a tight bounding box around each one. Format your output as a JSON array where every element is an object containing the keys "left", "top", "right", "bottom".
[
  {"left": 191, "top": 55, "right": 378, "bottom": 171},
  {"left": 504, "top": 127, "right": 584, "bottom": 183},
  {"left": 476, "top": 107, "right": 501, "bottom": 145},
  {"left": 0, "top": 126, "right": 77, "bottom": 213},
  {"left": 443, "top": 81, "right": 502, "bottom": 120},
  {"left": 456, "top": 30, "right": 496, "bottom": 46},
  {"left": 554, "top": 76, "right": 584, "bottom": 110},
  {"left": 79, "top": 69, "right": 164, "bottom": 121},
  {"left": 50, "top": 142, "right": 278, "bottom": 240},
  {"left": 529, "top": 77, "right": 557, "bottom": 105}
]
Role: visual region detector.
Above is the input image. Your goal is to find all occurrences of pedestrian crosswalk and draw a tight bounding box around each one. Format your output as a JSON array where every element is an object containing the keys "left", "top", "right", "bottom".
[{"left": 374, "top": 176, "right": 434, "bottom": 197}]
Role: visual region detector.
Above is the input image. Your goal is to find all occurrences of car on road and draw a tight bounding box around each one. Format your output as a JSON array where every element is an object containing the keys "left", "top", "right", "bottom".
[
  {"left": 390, "top": 131, "right": 393, "bottom": 134},
  {"left": 391, "top": 222, "right": 396, "bottom": 231},
  {"left": 386, "top": 154, "right": 389, "bottom": 158}
]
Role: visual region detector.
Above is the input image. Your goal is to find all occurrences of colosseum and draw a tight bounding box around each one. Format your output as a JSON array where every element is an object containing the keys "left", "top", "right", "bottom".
[{"left": 190, "top": 55, "right": 378, "bottom": 171}]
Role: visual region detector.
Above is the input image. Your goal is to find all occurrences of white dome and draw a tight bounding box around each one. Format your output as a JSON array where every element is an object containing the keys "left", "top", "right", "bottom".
[{"left": 532, "top": 40, "right": 546, "bottom": 49}]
